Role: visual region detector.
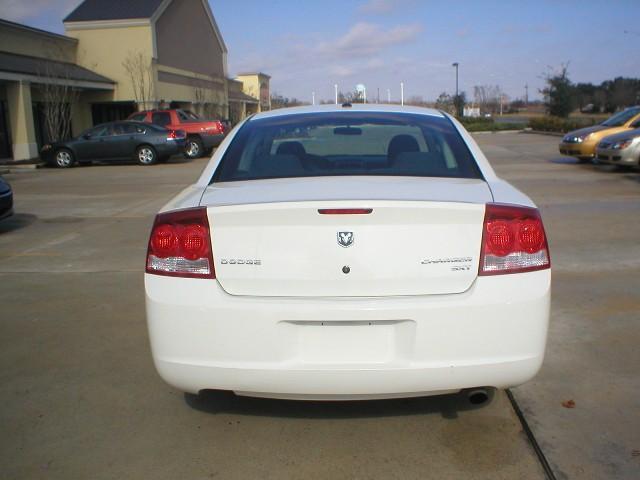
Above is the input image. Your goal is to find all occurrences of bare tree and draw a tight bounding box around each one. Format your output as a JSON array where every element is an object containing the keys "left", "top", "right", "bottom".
[
  {"left": 193, "top": 82, "right": 220, "bottom": 118},
  {"left": 473, "top": 85, "right": 503, "bottom": 114},
  {"left": 122, "top": 51, "right": 155, "bottom": 110},
  {"left": 35, "top": 47, "right": 80, "bottom": 143}
]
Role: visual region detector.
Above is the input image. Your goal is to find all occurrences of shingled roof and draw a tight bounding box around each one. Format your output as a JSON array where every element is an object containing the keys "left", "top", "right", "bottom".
[
  {"left": 64, "top": 0, "right": 165, "bottom": 22},
  {"left": 0, "top": 51, "right": 114, "bottom": 85}
]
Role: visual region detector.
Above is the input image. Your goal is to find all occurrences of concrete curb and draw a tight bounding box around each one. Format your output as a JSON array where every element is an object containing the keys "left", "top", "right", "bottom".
[
  {"left": 470, "top": 129, "right": 524, "bottom": 135},
  {"left": 523, "top": 130, "right": 564, "bottom": 137},
  {"left": 0, "top": 163, "right": 46, "bottom": 174}
]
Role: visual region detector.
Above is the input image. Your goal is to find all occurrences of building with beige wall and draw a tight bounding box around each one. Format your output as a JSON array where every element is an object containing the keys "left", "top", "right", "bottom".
[
  {"left": 0, "top": 0, "right": 270, "bottom": 161},
  {"left": 235, "top": 73, "right": 271, "bottom": 112}
]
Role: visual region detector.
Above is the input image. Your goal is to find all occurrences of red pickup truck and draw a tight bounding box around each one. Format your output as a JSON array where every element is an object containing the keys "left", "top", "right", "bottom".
[{"left": 128, "top": 109, "right": 225, "bottom": 158}]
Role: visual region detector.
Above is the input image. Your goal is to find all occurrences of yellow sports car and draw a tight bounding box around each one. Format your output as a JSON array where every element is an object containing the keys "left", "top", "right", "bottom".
[{"left": 559, "top": 106, "right": 640, "bottom": 162}]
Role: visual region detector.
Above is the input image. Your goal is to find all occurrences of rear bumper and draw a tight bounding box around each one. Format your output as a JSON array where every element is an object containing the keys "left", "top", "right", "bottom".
[
  {"left": 157, "top": 141, "right": 183, "bottom": 157},
  {"left": 145, "top": 270, "right": 550, "bottom": 398},
  {"left": 201, "top": 133, "right": 224, "bottom": 149},
  {"left": 0, "top": 189, "right": 13, "bottom": 219},
  {"left": 559, "top": 142, "right": 595, "bottom": 158}
]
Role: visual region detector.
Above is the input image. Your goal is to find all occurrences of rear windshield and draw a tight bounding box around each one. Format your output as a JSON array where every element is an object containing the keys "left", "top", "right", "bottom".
[{"left": 213, "top": 112, "right": 482, "bottom": 183}]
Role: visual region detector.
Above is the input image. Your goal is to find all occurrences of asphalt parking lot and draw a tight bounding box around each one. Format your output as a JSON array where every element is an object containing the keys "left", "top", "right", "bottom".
[{"left": 1, "top": 133, "right": 639, "bottom": 479}]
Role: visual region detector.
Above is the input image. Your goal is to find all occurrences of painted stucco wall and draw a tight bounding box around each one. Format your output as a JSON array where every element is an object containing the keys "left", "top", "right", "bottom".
[
  {"left": 65, "top": 25, "right": 154, "bottom": 102},
  {"left": 155, "top": 0, "right": 225, "bottom": 78},
  {"left": 0, "top": 24, "right": 77, "bottom": 62}
]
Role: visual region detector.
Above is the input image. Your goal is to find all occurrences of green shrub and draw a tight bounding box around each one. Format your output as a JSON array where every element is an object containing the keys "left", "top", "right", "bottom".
[
  {"left": 461, "top": 118, "right": 523, "bottom": 132},
  {"left": 528, "top": 116, "right": 598, "bottom": 133}
]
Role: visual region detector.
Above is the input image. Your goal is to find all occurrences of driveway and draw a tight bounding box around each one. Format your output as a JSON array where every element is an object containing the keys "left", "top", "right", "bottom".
[
  {"left": 0, "top": 134, "right": 638, "bottom": 479},
  {"left": 474, "top": 132, "right": 640, "bottom": 480}
]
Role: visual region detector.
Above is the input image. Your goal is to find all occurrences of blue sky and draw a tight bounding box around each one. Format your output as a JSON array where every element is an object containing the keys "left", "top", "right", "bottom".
[{"left": 2, "top": 0, "right": 639, "bottom": 103}]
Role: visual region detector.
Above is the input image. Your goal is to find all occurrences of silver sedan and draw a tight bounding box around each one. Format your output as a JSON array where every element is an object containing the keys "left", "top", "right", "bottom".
[{"left": 596, "top": 129, "right": 640, "bottom": 167}]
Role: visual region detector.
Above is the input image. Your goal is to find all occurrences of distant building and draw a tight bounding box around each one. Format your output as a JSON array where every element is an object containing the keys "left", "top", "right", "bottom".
[
  {"left": 235, "top": 73, "right": 271, "bottom": 112},
  {"left": 463, "top": 106, "right": 480, "bottom": 118},
  {"left": 0, "top": 0, "right": 270, "bottom": 161}
]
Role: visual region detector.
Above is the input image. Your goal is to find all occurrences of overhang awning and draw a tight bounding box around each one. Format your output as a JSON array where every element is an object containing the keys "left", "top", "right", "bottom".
[
  {"left": 0, "top": 51, "right": 115, "bottom": 90},
  {"left": 228, "top": 91, "right": 259, "bottom": 104}
]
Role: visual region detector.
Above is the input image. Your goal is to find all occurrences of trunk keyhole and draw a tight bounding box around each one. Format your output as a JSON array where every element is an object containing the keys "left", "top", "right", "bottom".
[{"left": 342, "top": 266, "right": 350, "bottom": 274}]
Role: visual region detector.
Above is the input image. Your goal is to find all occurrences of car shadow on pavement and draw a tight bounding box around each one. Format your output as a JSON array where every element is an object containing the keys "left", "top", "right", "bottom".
[
  {"left": 549, "top": 157, "right": 588, "bottom": 165},
  {"left": 0, "top": 213, "right": 37, "bottom": 233},
  {"left": 54, "top": 155, "right": 195, "bottom": 168},
  {"left": 184, "top": 388, "right": 495, "bottom": 420}
]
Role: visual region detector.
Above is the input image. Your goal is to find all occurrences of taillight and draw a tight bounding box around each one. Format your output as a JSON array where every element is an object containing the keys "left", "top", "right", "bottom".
[
  {"left": 167, "top": 129, "right": 177, "bottom": 140},
  {"left": 215, "top": 121, "right": 224, "bottom": 133},
  {"left": 146, "top": 207, "right": 215, "bottom": 278},
  {"left": 479, "top": 203, "right": 550, "bottom": 276},
  {"left": 318, "top": 208, "right": 373, "bottom": 215}
]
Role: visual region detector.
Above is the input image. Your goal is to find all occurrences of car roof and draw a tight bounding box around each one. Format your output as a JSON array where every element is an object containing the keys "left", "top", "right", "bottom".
[
  {"left": 250, "top": 103, "right": 446, "bottom": 121},
  {"left": 93, "top": 120, "right": 151, "bottom": 127}
]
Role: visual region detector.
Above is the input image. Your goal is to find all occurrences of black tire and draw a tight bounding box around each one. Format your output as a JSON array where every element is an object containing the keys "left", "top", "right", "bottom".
[
  {"left": 184, "top": 136, "right": 204, "bottom": 159},
  {"left": 136, "top": 145, "right": 157, "bottom": 165},
  {"left": 54, "top": 148, "right": 75, "bottom": 168}
]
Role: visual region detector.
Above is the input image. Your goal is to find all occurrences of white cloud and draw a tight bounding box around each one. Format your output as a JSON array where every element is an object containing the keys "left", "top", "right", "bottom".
[
  {"left": 316, "top": 22, "right": 423, "bottom": 58},
  {"left": 358, "top": 0, "right": 395, "bottom": 14},
  {"left": 0, "top": 0, "right": 80, "bottom": 23}
]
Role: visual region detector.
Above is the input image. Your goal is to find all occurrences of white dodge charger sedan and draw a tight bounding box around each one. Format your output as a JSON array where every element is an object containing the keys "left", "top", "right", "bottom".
[{"left": 145, "top": 104, "right": 550, "bottom": 401}]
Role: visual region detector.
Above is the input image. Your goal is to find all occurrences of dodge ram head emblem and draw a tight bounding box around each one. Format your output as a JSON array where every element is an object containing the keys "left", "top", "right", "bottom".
[{"left": 337, "top": 231, "right": 354, "bottom": 248}]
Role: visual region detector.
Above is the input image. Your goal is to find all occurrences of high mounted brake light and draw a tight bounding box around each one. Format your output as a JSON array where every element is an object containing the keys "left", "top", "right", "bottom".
[
  {"left": 318, "top": 208, "right": 373, "bottom": 215},
  {"left": 146, "top": 207, "right": 215, "bottom": 278},
  {"left": 479, "top": 203, "right": 550, "bottom": 275}
]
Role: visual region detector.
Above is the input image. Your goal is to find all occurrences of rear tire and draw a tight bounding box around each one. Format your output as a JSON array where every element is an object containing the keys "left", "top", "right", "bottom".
[
  {"left": 184, "top": 137, "right": 204, "bottom": 159},
  {"left": 54, "top": 149, "right": 75, "bottom": 168},
  {"left": 137, "top": 145, "right": 157, "bottom": 165}
]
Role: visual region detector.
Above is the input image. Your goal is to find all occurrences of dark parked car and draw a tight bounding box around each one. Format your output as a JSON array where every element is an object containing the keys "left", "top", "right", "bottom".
[
  {"left": 0, "top": 176, "right": 13, "bottom": 220},
  {"left": 128, "top": 109, "right": 226, "bottom": 159},
  {"left": 40, "top": 121, "right": 186, "bottom": 168}
]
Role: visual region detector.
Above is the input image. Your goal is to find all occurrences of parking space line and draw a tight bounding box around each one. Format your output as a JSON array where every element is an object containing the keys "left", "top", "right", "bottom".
[{"left": 506, "top": 389, "right": 557, "bottom": 480}]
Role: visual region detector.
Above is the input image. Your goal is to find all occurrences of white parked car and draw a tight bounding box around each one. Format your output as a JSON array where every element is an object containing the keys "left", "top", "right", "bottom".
[{"left": 145, "top": 104, "right": 551, "bottom": 401}]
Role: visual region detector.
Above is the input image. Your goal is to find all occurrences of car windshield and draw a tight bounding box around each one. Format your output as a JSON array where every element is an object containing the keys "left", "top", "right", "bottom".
[
  {"left": 601, "top": 107, "right": 640, "bottom": 127},
  {"left": 213, "top": 112, "right": 482, "bottom": 183}
]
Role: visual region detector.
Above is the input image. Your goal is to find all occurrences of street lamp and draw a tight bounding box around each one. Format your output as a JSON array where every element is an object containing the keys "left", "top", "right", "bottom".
[{"left": 452, "top": 62, "right": 459, "bottom": 98}]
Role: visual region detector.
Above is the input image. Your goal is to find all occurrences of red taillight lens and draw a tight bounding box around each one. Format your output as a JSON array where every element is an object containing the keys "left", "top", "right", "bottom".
[
  {"left": 167, "top": 129, "right": 177, "bottom": 140},
  {"left": 180, "top": 224, "right": 208, "bottom": 260},
  {"left": 479, "top": 203, "right": 550, "bottom": 276},
  {"left": 150, "top": 224, "right": 178, "bottom": 258},
  {"left": 146, "top": 207, "right": 215, "bottom": 278}
]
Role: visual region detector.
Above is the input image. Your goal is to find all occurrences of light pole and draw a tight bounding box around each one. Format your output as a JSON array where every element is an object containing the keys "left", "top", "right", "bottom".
[
  {"left": 312, "top": 91, "right": 315, "bottom": 105},
  {"left": 452, "top": 62, "right": 459, "bottom": 98},
  {"left": 334, "top": 84, "right": 338, "bottom": 105},
  {"left": 400, "top": 82, "right": 404, "bottom": 106}
]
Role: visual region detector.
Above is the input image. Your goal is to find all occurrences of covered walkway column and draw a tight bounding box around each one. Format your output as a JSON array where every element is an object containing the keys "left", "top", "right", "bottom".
[{"left": 6, "top": 80, "right": 37, "bottom": 160}]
